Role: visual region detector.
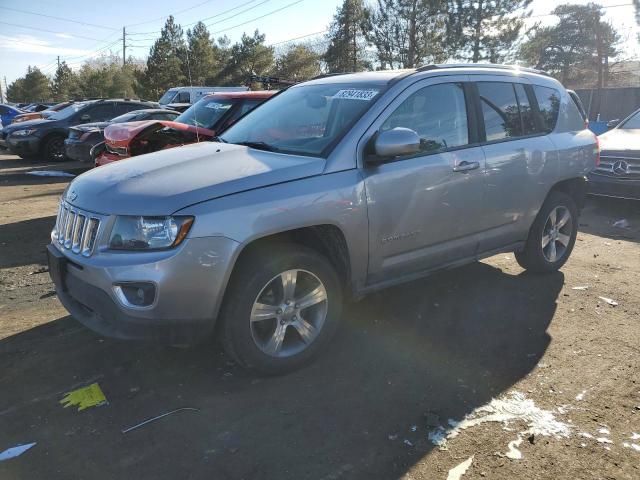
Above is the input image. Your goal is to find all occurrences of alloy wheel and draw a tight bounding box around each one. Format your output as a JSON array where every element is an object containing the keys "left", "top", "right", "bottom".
[
  {"left": 250, "top": 269, "right": 328, "bottom": 358},
  {"left": 541, "top": 206, "right": 573, "bottom": 263},
  {"left": 48, "top": 137, "right": 65, "bottom": 161}
]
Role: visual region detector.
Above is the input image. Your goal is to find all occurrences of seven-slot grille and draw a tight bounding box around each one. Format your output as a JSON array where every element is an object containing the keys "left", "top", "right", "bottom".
[
  {"left": 594, "top": 154, "right": 640, "bottom": 178},
  {"left": 54, "top": 201, "right": 100, "bottom": 256}
]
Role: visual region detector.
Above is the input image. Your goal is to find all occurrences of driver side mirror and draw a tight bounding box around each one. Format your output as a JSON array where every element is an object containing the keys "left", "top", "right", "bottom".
[{"left": 366, "top": 127, "right": 421, "bottom": 164}]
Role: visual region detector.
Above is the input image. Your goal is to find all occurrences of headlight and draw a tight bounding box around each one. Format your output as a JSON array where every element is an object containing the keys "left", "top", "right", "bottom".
[
  {"left": 108, "top": 216, "right": 194, "bottom": 250},
  {"left": 11, "top": 128, "right": 36, "bottom": 136}
]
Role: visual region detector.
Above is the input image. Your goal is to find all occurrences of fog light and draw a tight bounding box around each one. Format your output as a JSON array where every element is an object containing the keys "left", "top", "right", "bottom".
[{"left": 114, "top": 282, "right": 156, "bottom": 308}]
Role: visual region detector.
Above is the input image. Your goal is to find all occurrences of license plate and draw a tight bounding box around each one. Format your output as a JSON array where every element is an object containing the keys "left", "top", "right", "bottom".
[{"left": 47, "top": 244, "right": 67, "bottom": 292}]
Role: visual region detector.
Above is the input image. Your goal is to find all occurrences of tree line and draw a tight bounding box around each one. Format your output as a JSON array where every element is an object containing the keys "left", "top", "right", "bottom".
[{"left": 6, "top": 0, "right": 636, "bottom": 103}]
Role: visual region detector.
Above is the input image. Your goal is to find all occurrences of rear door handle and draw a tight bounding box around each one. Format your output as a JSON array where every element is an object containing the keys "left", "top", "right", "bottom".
[{"left": 453, "top": 160, "right": 480, "bottom": 172}]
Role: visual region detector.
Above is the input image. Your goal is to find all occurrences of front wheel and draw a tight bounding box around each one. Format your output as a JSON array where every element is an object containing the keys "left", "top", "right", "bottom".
[
  {"left": 515, "top": 191, "right": 578, "bottom": 273},
  {"left": 42, "top": 135, "right": 66, "bottom": 162},
  {"left": 220, "top": 244, "right": 343, "bottom": 375}
]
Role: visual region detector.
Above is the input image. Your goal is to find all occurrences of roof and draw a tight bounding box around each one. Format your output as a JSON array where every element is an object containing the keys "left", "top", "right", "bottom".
[{"left": 202, "top": 90, "right": 277, "bottom": 100}]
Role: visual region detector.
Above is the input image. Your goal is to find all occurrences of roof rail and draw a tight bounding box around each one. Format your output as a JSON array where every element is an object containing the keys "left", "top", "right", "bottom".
[
  {"left": 310, "top": 72, "right": 353, "bottom": 80},
  {"left": 415, "top": 63, "right": 550, "bottom": 76}
]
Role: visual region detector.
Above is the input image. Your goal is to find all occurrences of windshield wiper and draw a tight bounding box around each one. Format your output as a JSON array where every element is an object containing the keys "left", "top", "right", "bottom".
[
  {"left": 235, "top": 141, "right": 279, "bottom": 152},
  {"left": 210, "top": 136, "right": 227, "bottom": 143}
]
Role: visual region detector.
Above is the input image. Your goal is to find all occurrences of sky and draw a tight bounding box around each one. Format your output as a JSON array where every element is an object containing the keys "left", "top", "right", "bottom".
[{"left": 0, "top": 0, "right": 638, "bottom": 88}]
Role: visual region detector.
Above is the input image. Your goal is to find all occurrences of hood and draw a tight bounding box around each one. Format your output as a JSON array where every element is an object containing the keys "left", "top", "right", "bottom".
[
  {"left": 12, "top": 112, "right": 42, "bottom": 123},
  {"left": 599, "top": 128, "right": 640, "bottom": 153},
  {"left": 73, "top": 122, "right": 111, "bottom": 131},
  {"left": 104, "top": 120, "right": 215, "bottom": 147},
  {"left": 65, "top": 141, "right": 325, "bottom": 215},
  {"left": 4, "top": 117, "right": 53, "bottom": 132}
]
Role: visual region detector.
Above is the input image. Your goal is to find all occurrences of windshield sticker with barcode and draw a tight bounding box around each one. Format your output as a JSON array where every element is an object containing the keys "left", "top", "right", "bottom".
[
  {"left": 204, "top": 103, "right": 232, "bottom": 110},
  {"left": 333, "top": 89, "right": 379, "bottom": 101}
]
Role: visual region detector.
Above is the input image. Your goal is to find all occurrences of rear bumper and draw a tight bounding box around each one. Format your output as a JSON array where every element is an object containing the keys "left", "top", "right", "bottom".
[
  {"left": 7, "top": 135, "right": 40, "bottom": 156},
  {"left": 48, "top": 235, "right": 241, "bottom": 344},
  {"left": 587, "top": 172, "right": 640, "bottom": 200},
  {"left": 64, "top": 139, "right": 94, "bottom": 163}
]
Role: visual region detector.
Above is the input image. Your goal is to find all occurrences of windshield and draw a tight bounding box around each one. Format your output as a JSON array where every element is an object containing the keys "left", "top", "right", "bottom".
[
  {"left": 220, "top": 83, "right": 384, "bottom": 157},
  {"left": 49, "top": 102, "right": 89, "bottom": 120},
  {"left": 175, "top": 97, "right": 233, "bottom": 128},
  {"left": 620, "top": 110, "right": 640, "bottom": 129},
  {"left": 158, "top": 90, "right": 177, "bottom": 105}
]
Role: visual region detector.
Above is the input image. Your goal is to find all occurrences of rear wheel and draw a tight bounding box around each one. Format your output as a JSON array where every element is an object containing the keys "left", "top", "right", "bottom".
[
  {"left": 42, "top": 135, "right": 66, "bottom": 162},
  {"left": 220, "top": 244, "right": 343, "bottom": 375},
  {"left": 515, "top": 191, "right": 578, "bottom": 273}
]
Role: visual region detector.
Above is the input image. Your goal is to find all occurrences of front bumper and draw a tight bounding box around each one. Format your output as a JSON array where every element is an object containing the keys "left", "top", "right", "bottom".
[
  {"left": 587, "top": 172, "right": 640, "bottom": 200},
  {"left": 64, "top": 139, "right": 94, "bottom": 163},
  {"left": 6, "top": 134, "right": 40, "bottom": 156},
  {"left": 48, "top": 235, "right": 240, "bottom": 344}
]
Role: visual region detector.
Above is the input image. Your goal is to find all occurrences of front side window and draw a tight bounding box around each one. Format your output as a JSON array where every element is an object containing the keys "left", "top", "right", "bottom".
[
  {"left": 49, "top": 102, "right": 88, "bottom": 120},
  {"left": 159, "top": 90, "right": 177, "bottom": 105},
  {"left": 381, "top": 83, "right": 469, "bottom": 154},
  {"left": 533, "top": 85, "right": 561, "bottom": 133},
  {"left": 620, "top": 110, "right": 640, "bottom": 129},
  {"left": 220, "top": 83, "right": 385, "bottom": 157},
  {"left": 83, "top": 104, "right": 115, "bottom": 122},
  {"left": 177, "top": 91, "right": 191, "bottom": 103},
  {"left": 478, "top": 82, "right": 522, "bottom": 141}
]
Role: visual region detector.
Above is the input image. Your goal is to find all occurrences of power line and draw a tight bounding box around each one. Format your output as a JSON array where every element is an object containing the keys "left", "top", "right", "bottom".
[
  {"left": 211, "top": 0, "right": 307, "bottom": 35},
  {"left": 0, "top": 6, "right": 119, "bottom": 31},
  {"left": 270, "top": 29, "right": 328, "bottom": 46},
  {"left": 125, "top": 0, "right": 225, "bottom": 28},
  {"left": 0, "top": 21, "right": 105, "bottom": 42},
  {"left": 528, "top": 2, "right": 634, "bottom": 19}
]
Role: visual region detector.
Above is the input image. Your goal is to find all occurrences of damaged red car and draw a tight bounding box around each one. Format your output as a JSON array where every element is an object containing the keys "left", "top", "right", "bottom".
[{"left": 95, "top": 91, "right": 276, "bottom": 166}]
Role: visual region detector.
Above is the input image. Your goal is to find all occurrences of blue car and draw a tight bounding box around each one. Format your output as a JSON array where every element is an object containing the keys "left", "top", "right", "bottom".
[{"left": 0, "top": 104, "right": 23, "bottom": 127}]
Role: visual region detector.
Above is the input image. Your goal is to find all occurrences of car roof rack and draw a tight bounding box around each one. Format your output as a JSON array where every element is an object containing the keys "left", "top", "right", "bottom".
[{"left": 415, "top": 63, "right": 550, "bottom": 76}]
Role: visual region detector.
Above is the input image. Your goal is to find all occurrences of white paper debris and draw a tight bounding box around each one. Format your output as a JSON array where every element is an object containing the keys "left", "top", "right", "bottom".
[
  {"left": 622, "top": 442, "right": 640, "bottom": 452},
  {"left": 446, "top": 455, "right": 474, "bottom": 480},
  {"left": 598, "top": 296, "right": 618, "bottom": 306},
  {"left": 596, "top": 437, "right": 613, "bottom": 444},
  {"left": 388, "top": 434, "right": 398, "bottom": 441},
  {"left": 630, "top": 432, "right": 640, "bottom": 440},
  {"left": 0, "top": 442, "right": 36, "bottom": 462},
  {"left": 576, "top": 390, "right": 587, "bottom": 401},
  {"left": 580, "top": 432, "right": 594, "bottom": 439},
  {"left": 410, "top": 425, "right": 417, "bottom": 432},
  {"left": 572, "top": 286, "right": 589, "bottom": 290},
  {"left": 403, "top": 439, "right": 413, "bottom": 447},
  {"left": 26, "top": 170, "right": 76, "bottom": 178},
  {"left": 427, "top": 392, "right": 570, "bottom": 450},
  {"left": 612, "top": 219, "right": 630, "bottom": 229},
  {"left": 505, "top": 437, "right": 523, "bottom": 460},
  {"left": 598, "top": 428, "right": 610, "bottom": 435}
]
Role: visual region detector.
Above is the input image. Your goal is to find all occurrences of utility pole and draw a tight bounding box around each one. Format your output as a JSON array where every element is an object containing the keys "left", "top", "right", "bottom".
[
  {"left": 122, "top": 27, "right": 126, "bottom": 67},
  {"left": 57, "top": 55, "right": 60, "bottom": 69},
  {"left": 0, "top": 78, "right": 3, "bottom": 104}
]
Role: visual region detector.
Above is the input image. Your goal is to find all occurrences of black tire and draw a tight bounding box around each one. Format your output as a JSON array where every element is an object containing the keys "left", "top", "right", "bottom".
[
  {"left": 515, "top": 191, "right": 579, "bottom": 273},
  {"left": 220, "top": 243, "right": 343, "bottom": 375},
  {"left": 42, "top": 135, "right": 66, "bottom": 162}
]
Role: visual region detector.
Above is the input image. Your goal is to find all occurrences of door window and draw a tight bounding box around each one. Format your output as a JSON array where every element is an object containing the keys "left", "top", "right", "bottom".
[
  {"left": 114, "top": 103, "right": 143, "bottom": 116},
  {"left": 533, "top": 85, "right": 561, "bottom": 133},
  {"left": 477, "top": 82, "right": 522, "bottom": 141},
  {"left": 514, "top": 84, "right": 536, "bottom": 135},
  {"left": 381, "top": 83, "right": 469, "bottom": 155},
  {"left": 82, "top": 104, "right": 114, "bottom": 122},
  {"left": 177, "top": 91, "right": 191, "bottom": 103}
]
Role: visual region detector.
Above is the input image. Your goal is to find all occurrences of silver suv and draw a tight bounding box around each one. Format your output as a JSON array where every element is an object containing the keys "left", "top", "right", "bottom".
[{"left": 48, "top": 65, "right": 598, "bottom": 374}]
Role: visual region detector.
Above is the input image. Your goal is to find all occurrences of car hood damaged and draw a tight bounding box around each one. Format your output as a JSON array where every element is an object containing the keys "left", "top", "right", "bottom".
[{"left": 65, "top": 142, "right": 325, "bottom": 215}]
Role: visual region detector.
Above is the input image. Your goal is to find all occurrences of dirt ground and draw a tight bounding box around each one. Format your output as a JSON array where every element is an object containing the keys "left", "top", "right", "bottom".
[{"left": 0, "top": 151, "right": 639, "bottom": 480}]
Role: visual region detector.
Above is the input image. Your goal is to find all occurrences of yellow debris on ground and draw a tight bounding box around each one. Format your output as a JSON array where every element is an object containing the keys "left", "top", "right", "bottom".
[{"left": 59, "top": 383, "right": 108, "bottom": 411}]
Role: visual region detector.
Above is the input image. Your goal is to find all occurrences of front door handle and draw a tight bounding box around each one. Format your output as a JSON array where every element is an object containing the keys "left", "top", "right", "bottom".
[{"left": 453, "top": 160, "right": 480, "bottom": 172}]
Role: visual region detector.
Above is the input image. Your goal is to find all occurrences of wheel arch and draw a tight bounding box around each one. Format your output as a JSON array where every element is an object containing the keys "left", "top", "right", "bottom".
[
  {"left": 547, "top": 176, "right": 587, "bottom": 211},
  {"left": 39, "top": 129, "right": 68, "bottom": 156}
]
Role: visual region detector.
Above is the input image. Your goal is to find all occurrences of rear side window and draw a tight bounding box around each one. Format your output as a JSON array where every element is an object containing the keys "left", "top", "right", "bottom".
[
  {"left": 381, "top": 82, "right": 469, "bottom": 154},
  {"left": 477, "top": 82, "right": 522, "bottom": 141},
  {"left": 533, "top": 86, "right": 561, "bottom": 133},
  {"left": 514, "top": 84, "right": 536, "bottom": 135}
]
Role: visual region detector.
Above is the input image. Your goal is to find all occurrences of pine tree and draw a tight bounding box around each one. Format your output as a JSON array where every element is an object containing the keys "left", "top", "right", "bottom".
[
  {"left": 51, "top": 61, "right": 79, "bottom": 101},
  {"left": 21, "top": 66, "right": 52, "bottom": 101},
  {"left": 6, "top": 78, "right": 26, "bottom": 103},
  {"left": 446, "top": 0, "right": 532, "bottom": 63},
  {"left": 324, "top": 0, "right": 370, "bottom": 72},
  {"left": 364, "top": 0, "right": 448, "bottom": 69},
  {"left": 215, "top": 31, "right": 274, "bottom": 85},
  {"left": 274, "top": 44, "right": 322, "bottom": 81},
  {"left": 141, "top": 16, "right": 187, "bottom": 100},
  {"left": 184, "top": 22, "right": 216, "bottom": 86}
]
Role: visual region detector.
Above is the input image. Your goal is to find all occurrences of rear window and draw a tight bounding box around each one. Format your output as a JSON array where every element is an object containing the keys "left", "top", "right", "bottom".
[
  {"left": 533, "top": 86, "right": 561, "bottom": 133},
  {"left": 477, "top": 82, "right": 522, "bottom": 141}
]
